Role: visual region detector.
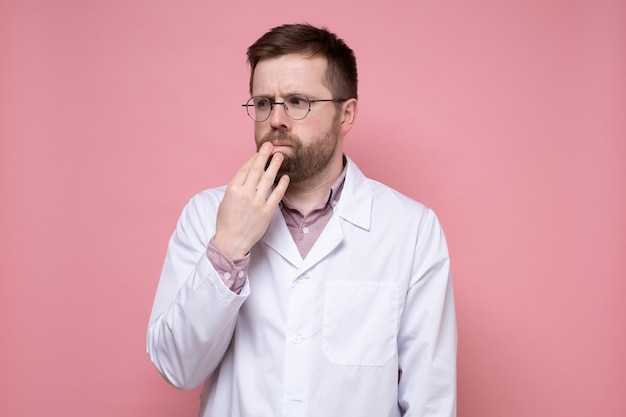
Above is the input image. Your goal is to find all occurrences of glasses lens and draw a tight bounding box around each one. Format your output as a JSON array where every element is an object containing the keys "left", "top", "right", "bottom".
[
  {"left": 246, "top": 97, "right": 270, "bottom": 121},
  {"left": 285, "top": 95, "right": 310, "bottom": 120}
]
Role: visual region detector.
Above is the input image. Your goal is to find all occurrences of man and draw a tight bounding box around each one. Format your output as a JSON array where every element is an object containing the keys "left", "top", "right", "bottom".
[{"left": 147, "top": 23, "right": 456, "bottom": 417}]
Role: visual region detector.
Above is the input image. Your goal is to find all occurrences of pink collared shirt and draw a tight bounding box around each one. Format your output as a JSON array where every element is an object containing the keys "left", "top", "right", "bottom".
[{"left": 207, "top": 166, "right": 347, "bottom": 293}]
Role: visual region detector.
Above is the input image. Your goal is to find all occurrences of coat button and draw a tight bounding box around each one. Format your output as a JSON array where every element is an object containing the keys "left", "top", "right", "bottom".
[{"left": 292, "top": 333, "right": 303, "bottom": 344}]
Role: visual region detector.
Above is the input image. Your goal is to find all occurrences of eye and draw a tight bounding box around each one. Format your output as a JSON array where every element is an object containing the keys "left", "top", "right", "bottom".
[
  {"left": 254, "top": 98, "right": 271, "bottom": 110},
  {"left": 287, "top": 95, "right": 309, "bottom": 109}
]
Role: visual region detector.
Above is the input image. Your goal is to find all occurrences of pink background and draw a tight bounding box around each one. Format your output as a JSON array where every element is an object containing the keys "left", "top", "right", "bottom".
[{"left": 2, "top": 1, "right": 624, "bottom": 416}]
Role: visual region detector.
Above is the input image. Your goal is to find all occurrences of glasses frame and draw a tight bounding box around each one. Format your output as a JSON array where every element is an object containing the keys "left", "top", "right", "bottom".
[{"left": 242, "top": 95, "right": 349, "bottom": 122}]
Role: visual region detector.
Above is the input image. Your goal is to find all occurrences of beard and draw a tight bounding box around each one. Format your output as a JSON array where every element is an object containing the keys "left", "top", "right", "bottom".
[{"left": 255, "top": 117, "right": 341, "bottom": 184}]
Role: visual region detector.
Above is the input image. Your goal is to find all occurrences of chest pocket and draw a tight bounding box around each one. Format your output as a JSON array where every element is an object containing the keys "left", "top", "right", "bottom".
[{"left": 322, "top": 281, "right": 399, "bottom": 366}]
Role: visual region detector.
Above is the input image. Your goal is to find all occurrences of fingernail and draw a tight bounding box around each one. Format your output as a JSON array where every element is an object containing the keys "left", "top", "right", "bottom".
[{"left": 263, "top": 143, "right": 271, "bottom": 151}]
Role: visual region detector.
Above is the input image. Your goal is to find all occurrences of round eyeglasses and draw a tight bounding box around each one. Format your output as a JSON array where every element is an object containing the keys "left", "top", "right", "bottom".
[{"left": 242, "top": 94, "right": 348, "bottom": 122}]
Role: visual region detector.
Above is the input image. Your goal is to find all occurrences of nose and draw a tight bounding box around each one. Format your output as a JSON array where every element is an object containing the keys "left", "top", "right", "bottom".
[{"left": 269, "top": 102, "right": 291, "bottom": 129}]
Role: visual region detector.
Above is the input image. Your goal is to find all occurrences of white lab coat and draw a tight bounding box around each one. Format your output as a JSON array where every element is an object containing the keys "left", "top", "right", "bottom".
[{"left": 147, "top": 157, "right": 457, "bottom": 417}]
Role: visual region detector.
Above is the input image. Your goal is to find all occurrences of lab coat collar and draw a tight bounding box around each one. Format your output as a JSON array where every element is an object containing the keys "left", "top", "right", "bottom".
[{"left": 335, "top": 156, "right": 373, "bottom": 232}]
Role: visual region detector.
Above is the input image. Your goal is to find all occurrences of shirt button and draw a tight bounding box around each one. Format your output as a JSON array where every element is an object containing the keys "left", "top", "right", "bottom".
[
  {"left": 237, "top": 271, "right": 245, "bottom": 278},
  {"left": 223, "top": 272, "right": 231, "bottom": 280},
  {"left": 292, "top": 333, "right": 303, "bottom": 344},
  {"left": 302, "top": 227, "right": 309, "bottom": 234}
]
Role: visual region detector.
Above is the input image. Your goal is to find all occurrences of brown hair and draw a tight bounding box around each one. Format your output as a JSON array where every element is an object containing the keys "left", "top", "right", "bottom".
[{"left": 247, "top": 23, "right": 358, "bottom": 100}]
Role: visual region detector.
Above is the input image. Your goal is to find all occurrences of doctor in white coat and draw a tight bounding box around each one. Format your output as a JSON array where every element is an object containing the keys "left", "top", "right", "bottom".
[{"left": 147, "top": 23, "right": 457, "bottom": 417}]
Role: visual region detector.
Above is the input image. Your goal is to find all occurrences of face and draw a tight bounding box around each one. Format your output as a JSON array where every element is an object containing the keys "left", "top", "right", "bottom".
[{"left": 251, "top": 54, "right": 344, "bottom": 184}]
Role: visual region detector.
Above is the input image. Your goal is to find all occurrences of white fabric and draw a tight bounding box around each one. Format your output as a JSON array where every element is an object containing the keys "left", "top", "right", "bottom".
[{"left": 147, "top": 157, "right": 457, "bottom": 417}]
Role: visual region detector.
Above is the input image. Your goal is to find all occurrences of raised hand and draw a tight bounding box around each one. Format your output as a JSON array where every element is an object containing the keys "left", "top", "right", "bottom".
[{"left": 213, "top": 143, "right": 290, "bottom": 259}]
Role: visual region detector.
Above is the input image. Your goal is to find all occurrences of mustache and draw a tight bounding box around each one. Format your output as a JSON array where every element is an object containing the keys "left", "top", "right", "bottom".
[{"left": 257, "top": 130, "right": 299, "bottom": 149}]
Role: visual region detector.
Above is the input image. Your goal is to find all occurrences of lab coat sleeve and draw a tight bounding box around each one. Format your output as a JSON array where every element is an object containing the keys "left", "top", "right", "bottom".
[
  {"left": 398, "top": 208, "right": 457, "bottom": 416},
  {"left": 146, "top": 191, "right": 249, "bottom": 390}
]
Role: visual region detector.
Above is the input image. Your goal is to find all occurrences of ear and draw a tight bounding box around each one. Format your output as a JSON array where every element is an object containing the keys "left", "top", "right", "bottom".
[{"left": 339, "top": 98, "right": 358, "bottom": 136}]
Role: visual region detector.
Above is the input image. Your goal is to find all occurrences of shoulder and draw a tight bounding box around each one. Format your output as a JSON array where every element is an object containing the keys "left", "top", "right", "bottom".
[
  {"left": 367, "top": 178, "right": 427, "bottom": 211},
  {"left": 346, "top": 158, "right": 430, "bottom": 218},
  {"left": 177, "top": 186, "right": 227, "bottom": 222},
  {"left": 188, "top": 186, "right": 227, "bottom": 207},
  {"left": 367, "top": 178, "right": 438, "bottom": 228},
  {"left": 348, "top": 159, "right": 444, "bottom": 237}
]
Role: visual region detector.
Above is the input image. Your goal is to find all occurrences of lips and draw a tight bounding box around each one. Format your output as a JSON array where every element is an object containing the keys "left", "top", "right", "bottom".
[{"left": 257, "top": 130, "right": 299, "bottom": 152}]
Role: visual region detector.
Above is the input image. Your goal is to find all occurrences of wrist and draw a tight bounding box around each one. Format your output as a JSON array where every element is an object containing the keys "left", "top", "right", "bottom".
[{"left": 212, "top": 234, "right": 249, "bottom": 260}]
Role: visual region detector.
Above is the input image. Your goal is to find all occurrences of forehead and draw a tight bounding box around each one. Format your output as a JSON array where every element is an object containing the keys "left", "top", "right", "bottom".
[{"left": 251, "top": 53, "right": 329, "bottom": 96}]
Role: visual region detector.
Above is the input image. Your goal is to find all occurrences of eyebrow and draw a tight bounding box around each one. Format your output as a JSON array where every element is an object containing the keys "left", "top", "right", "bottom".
[{"left": 253, "top": 93, "right": 316, "bottom": 101}]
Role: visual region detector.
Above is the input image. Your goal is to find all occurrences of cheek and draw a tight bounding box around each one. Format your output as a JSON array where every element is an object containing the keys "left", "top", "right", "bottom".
[
  {"left": 294, "top": 117, "right": 325, "bottom": 137},
  {"left": 254, "top": 124, "right": 268, "bottom": 142},
  {"left": 308, "top": 110, "right": 338, "bottom": 130}
]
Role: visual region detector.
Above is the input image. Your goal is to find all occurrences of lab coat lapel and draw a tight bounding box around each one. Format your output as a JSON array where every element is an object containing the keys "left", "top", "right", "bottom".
[{"left": 261, "top": 208, "right": 303, "bottom": 268}]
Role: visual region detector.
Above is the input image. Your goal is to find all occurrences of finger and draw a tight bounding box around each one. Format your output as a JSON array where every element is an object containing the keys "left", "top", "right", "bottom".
[
  {"left": 266, "top": 174, "right": 290, "bottom": 208},
  {"left": 256, "top": 152, "right": 284, "bottom": 194},
  {"left": 243, "top": 143, "right": 274, "bottom": 187}
]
